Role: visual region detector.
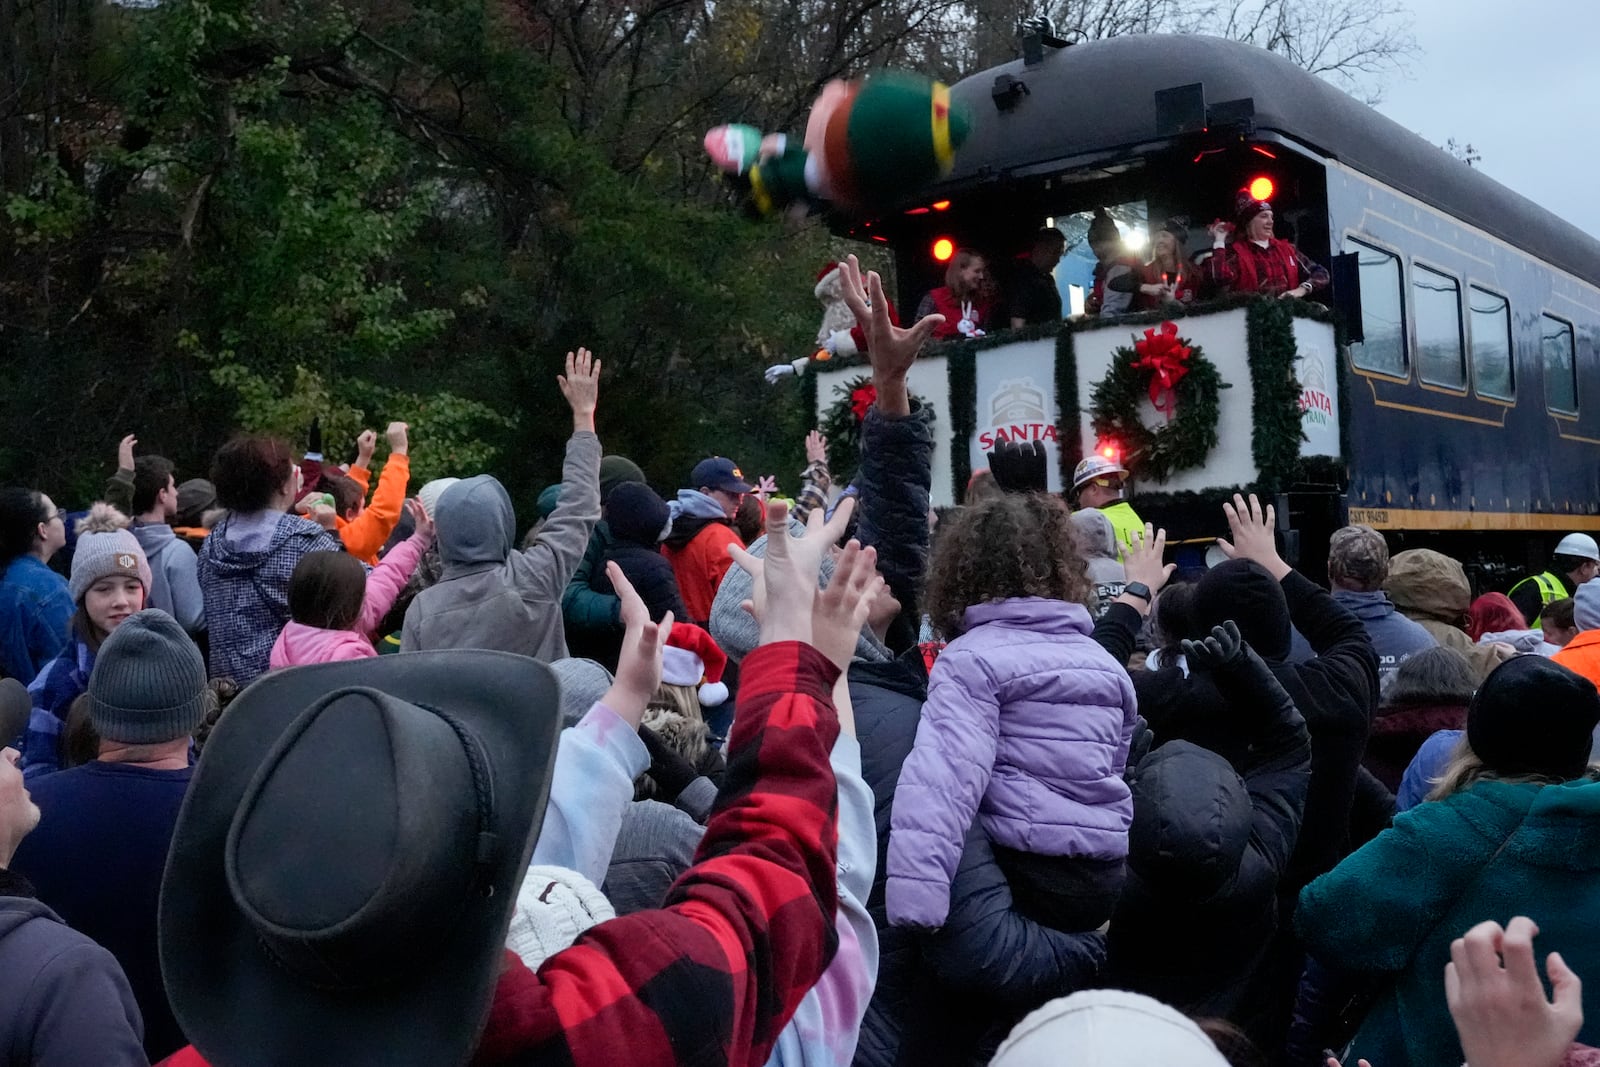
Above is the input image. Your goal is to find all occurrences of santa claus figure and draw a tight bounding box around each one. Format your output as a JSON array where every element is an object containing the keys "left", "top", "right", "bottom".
[{"left": 765, "top": 261, "right": 899, "bottom": 384}]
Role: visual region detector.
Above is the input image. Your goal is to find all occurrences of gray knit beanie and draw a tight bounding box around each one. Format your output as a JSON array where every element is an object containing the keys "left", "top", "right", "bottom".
[
  {"left": 69, "top": 529, "right": 153, "bottom": 604},
  {"left": 710, "top": 521, "right": 892, "bottom": 665},
  {"left": 550, "top": 658, "right": 615, "bottom": 728},
  {"left": 87, "top": 609, "right": 209, "bottom": 743}
]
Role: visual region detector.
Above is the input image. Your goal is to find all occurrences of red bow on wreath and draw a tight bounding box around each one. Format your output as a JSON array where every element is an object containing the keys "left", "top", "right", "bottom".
[
  {"left": 1130, "top": 321, "right": 1193, "bottom": 419},
  {"left": 850, "top": 383, "right": 877, "bottom": 422}
]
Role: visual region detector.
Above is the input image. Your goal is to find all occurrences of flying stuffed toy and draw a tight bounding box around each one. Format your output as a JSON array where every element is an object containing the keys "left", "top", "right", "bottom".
[
  {"left": 764, "top": 261, "right": 900, "bottom": 384},
  {"left": 705, "top": 70, "right": 971, "bottom": 218}
]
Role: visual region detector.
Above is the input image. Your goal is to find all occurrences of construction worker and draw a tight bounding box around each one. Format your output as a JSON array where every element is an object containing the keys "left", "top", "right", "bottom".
[
  {"left": 1507, "top": 533, "right": 1600, "bottom": 629},
  {"left": 1070, "top": 454, "right": 1143, "bottom": 559}
]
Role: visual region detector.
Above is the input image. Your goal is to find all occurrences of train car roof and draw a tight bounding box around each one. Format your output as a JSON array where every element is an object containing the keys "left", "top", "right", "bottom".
[{"left": 937, "top": 33, "right": 1600, "bottom": 285}]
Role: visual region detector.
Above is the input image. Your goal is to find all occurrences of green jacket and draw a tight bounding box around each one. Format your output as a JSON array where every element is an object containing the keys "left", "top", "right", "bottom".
[
  {"left": 1297, "top": 777, "right": 1600, "bottom": 1067},
  {"left": 561, "top": 522, "right": 622, "bottom": 640}
]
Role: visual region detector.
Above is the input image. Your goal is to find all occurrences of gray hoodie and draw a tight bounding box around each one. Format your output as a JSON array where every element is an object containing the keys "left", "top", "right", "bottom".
[
  {"left": 401, "top": 432, "right": 601, "bottom": 660},
  {"left": 131, "top": 524, "right": 204, "bottom": 635},
  {"left": 1070, "top": 508, "right": 1127, "bottom": 619},
  {"left": 0, "top": 870, "right": 147, "bottom": 1066}
]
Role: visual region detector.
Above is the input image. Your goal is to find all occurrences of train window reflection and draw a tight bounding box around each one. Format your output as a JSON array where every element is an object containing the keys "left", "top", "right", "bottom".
[
  {"left": 1542, "top": 314, "right": 1578, "bottom": 414},
  {"left": 1413, "top": 264, "right": 1465, "bottom": 389},
  {"left": 1344, "top": 237, "right": 1407, "bottom": 377},
  {"left": 1468, "top": 287, "right": 1514, "bottom": 400}
]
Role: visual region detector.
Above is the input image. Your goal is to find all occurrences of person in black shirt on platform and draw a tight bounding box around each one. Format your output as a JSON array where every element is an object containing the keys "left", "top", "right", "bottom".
[{"left": 1008, "top": 228, "right": 1067, "bottom": 328}]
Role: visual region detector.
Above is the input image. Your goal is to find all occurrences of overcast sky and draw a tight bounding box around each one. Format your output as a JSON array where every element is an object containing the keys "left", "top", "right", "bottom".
[{"left": 1373, "top": 0, "right": 1600, "bottom": 240}]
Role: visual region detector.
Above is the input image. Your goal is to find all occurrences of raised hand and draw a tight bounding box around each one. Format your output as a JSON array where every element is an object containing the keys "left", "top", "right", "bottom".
[
  {"left": 840, "top": 254, "right": 942, "bottom": 416},
  {"left": 557, "top": 347, "right": 601, "bottom": 433},
  {"left": 1446, "top": 917, "right": 1583, "bottom": 1067},
  {"left": 405, "top": 497, "right": 435, "bottom": 546},
  {"left": 812, "top": 540, "right": 884, "bottom": 671},
  {"left": 731, "top": 497, "right": 857, "bottom": 650},
  {"left": 603, "top": 561, "right": 673, "bottom": 727},
  {"left": 805, "top": 430, "right": 828, "bottom": 465},
  {"left": 755, "top": 475, "right": 779, "bottom": 502},
  {"left": 1216, "top": 493, "right": 1290, "bottom": 579},
  {"left": 1181, "top": 621, "right": 1245, "bottom": 671},
  {"left": 385, "top": 421, "right": 410, "bottom": 457},
  {"left": 117, "top": 434, "right": 137, "bottom": 472},
  {"left": 987, "top": 439, "right": 1048, "bottom": 494},
  {"left": 1119, "top": 524, "right": 1176, "bottom": 603},
  {"left": 765, "top": 362, "right": 799, "bottom": 385},
  {"left": 355, "top": 430, "right": 377, "bottom": 468}
]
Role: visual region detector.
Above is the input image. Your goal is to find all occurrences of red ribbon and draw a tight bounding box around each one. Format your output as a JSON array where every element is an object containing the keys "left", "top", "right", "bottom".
[
  {"left": 850, "top": 383, "right": 877, "bottom": 422},
  {"left": 1130, "top": 321, "right": 1193, "bottom": 419}
]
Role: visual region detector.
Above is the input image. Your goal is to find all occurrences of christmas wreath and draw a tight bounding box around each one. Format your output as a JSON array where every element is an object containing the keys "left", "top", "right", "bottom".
[
  {"left": 1089, "top": 321, "right": 1226, "bottom": 483},
  {"left": 819, "top": 374, "right": 930, "bottom": 476}
]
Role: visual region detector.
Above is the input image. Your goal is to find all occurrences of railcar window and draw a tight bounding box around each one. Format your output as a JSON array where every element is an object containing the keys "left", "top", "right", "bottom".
[
  {"left": 1543, "top": 314, "right": 1578, "bottom": 414},
  {"left": 1343, "top": 238, "right": 1406, "bottom": 377},
  {"left": 1468, "top": 287, "right": 1514, "bottom": 400},
  {"left": 1413, "top": 264, "right": 1466, "bottom": 389}
]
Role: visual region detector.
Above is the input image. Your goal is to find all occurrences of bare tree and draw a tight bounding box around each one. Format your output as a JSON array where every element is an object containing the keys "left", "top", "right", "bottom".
[
  {"left": 1207, "top": 0, "right": 1418, "bottom": 104},
  {"left": 1444, "top": 137, "right": 1482, "bottom": 168}
]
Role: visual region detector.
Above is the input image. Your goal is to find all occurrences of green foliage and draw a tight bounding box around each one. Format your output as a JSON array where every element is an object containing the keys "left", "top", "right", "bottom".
[{"left": 1246, "top": 299, "right": 1308, "bottom": 489}]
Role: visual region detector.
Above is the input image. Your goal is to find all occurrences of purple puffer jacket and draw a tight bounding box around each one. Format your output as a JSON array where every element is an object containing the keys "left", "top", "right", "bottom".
[{"left": 886, "top": 597, "right": 1138, "bottom": 928}]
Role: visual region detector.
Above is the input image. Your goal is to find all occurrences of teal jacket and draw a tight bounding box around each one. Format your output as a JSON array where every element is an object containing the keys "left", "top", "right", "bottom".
[{"left": 1297, "top": 776, "right": 1600, "bottom": 1067}]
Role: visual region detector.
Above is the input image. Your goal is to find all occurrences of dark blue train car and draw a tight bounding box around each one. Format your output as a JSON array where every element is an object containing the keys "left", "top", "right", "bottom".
[{"left": 834, "top": 32, "right": 1600, "bottom": 576}]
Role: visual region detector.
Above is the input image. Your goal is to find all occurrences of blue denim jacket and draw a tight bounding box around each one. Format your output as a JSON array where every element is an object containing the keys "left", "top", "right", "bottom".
[{"left": 0, "top": 556, "right": 73, "bottom": 688}]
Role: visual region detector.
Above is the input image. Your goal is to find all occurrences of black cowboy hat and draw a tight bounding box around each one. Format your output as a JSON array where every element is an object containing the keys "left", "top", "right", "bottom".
[{"left": 160, "top": 651, "right": 562, "bottom": 1067}]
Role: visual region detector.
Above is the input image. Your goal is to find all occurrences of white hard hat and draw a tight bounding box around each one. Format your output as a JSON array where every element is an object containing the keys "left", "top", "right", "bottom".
[
  {"left": 1072, "top": 453, "right": 1128, "bottom": 492},
  {"left": 1555, "top": 533, "right": 1600, "bottom": 563}
]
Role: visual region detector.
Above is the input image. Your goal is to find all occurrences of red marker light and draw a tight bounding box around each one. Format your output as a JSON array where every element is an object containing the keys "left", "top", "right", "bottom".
[
  {"left": 1102, "top": 446, "right": 1116, "bottom": 459},
  {"left": 1248, "top": 176, "right": 1275, "bottom": 201},
  {"left": 932, "top": 237, "right": 955, "bottom": 262}
]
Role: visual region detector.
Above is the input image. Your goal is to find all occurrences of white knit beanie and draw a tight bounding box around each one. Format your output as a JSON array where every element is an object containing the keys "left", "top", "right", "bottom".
[
  {"left": 991, "top": 990, "right": 1230, "bottom": 1067},
  {"left": 69, "top": 528, "right": 152, "bottom": 604},
  {"left": 417, "top": 478, "right": 461, "bottom": 520},
  {"left": 505, "top": 866, "right": 615, "bottom": 971}
]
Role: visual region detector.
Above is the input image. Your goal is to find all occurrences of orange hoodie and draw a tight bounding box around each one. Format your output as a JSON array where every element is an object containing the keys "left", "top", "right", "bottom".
[{"left": 336, "top": 453, "right": 410, "bottom": 565}]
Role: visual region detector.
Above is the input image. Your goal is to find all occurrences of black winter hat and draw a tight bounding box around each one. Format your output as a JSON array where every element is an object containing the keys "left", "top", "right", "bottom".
[
  {"left": 1194, "top": 559, "right": 1291, "bottom": 663},
  {"left": 1468, "top": 655, "right": 1600, "bottom": 782},
  {"left": 605, "top": 481, "right": 671, "bottom": 547},
  {"left": 1087, "top": 208, "right": 1120, "bottom": 244}
]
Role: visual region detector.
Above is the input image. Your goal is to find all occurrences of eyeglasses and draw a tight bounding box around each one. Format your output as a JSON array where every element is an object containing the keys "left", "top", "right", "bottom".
[{"left": 44, "top": 510, "right": 65, "bottom": 524}]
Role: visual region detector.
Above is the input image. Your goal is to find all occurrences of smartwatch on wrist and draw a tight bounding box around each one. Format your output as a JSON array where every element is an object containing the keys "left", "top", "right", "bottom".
[{"left": 1122, "top": 581, "right": 1153, "bottom": 604}]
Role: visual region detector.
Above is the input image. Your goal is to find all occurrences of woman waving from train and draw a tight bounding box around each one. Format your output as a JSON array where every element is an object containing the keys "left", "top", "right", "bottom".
[{"left": 1204, "top": 190, "right": 1329, "bottom": 300}]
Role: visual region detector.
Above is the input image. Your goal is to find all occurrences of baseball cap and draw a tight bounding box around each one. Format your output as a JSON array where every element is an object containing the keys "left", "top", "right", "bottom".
[
  {"left": 690, "top": 457, "right": 753, "bottom": 495},
  {"left": 1328, "top": 524, "right": 1390, "bottom": 590}
]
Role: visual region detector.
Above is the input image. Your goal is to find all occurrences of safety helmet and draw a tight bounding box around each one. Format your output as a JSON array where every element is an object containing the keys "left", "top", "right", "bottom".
[
  {"left": 1072, "top": 454, "right": 1128, "bottom": 493},
  {"left": 1554, "top": 533, "right": 1600, "bottom": 563}
]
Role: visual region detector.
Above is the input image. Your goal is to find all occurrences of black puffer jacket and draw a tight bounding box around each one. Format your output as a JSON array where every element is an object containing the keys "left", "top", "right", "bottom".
[
  {"left": 1107, "top": 642, "right": 1312, "bottom": 1030},
  {"left": 855, "top": 401, "right": 935, "bottom": 649},
  {"left": 853, "top": 649, "right": 1106, "bottom": 1067},
  {"left": 596, "top": 544, "right": 686, "bottom": 625},
  {"left": 1095, "top": 563, "right": 1376, "bottom": 893}
]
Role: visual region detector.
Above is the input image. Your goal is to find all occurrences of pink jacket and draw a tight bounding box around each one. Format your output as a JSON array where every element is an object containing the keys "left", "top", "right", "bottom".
[{"left": 269, "top": 535, "right": 427, "bottom": 668}]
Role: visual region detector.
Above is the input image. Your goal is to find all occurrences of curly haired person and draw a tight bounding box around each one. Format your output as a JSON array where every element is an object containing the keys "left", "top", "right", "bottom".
[{"left": 885, "top": 492, "right": 1138, "bottom": 935}]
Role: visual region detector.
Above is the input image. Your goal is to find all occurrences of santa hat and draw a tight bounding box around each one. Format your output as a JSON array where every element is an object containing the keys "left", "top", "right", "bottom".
[
  {"left": 814, "top": 260, "right": 845, "bottom": 301},
  {"left": 661, "top": 623, "right": 730, "bottom": 707}
]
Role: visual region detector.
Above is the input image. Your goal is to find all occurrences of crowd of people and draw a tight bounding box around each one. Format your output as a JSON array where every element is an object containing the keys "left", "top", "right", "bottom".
[
  {"left": 915, "top": 189, "right": 1329, "bottom": 338},
  {"left": 0, "top": 255, "right": 1597, "bottom": 1067}
]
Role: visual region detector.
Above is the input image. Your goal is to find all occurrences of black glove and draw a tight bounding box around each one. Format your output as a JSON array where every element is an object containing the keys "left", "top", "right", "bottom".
[
  {"left": 640, "top": 726, "right": 699, "bottom": 803},
  {"left": 306, "top": 417, "right": 322, "bottom": 457},
  {"left": 987, "top": 439, "right": 1048, "bottom": 495},
  {"left": 1180, "top": 620, "right": 1245, "bottom": 670}
]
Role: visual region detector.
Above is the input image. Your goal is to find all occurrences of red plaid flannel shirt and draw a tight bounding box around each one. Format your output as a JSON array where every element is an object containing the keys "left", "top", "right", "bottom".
[
  {"left": 159, "top": 641, "right": 842, "bottom": 1067},
  {"left": 1203, "top": 236, "right": 1330, "bottom": 297}
]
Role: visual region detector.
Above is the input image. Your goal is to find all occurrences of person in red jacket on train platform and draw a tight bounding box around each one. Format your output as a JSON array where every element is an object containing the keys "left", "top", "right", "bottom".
[
  {"left": 917, "top": 248, "right": 999, "bottom": 339},
  {"left": 1204, "top": 191, "right": 1330, "bottom": 300}
]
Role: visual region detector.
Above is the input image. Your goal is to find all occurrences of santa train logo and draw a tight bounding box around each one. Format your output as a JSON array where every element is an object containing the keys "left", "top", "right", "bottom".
[{"left": 977, "top": 377, "right": 1058, "bottom": 450}]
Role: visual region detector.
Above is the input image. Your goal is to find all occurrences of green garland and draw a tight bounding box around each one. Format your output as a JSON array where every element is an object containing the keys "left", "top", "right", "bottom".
[
  {"left": 1246, "top": 299, "right": 1306, "bottom": 489},
  {"left": 1055, "top": 328, "right": 1082, "bottom": 489},
  {"left": 819, "top": 374, "right": 930, "bottom": 479},
  {"left": 948, "top": 346, "right": 977, "bottom": 500},
  {"left": 1088, "top": 330, "right": 1226, "bottom": 483}
]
